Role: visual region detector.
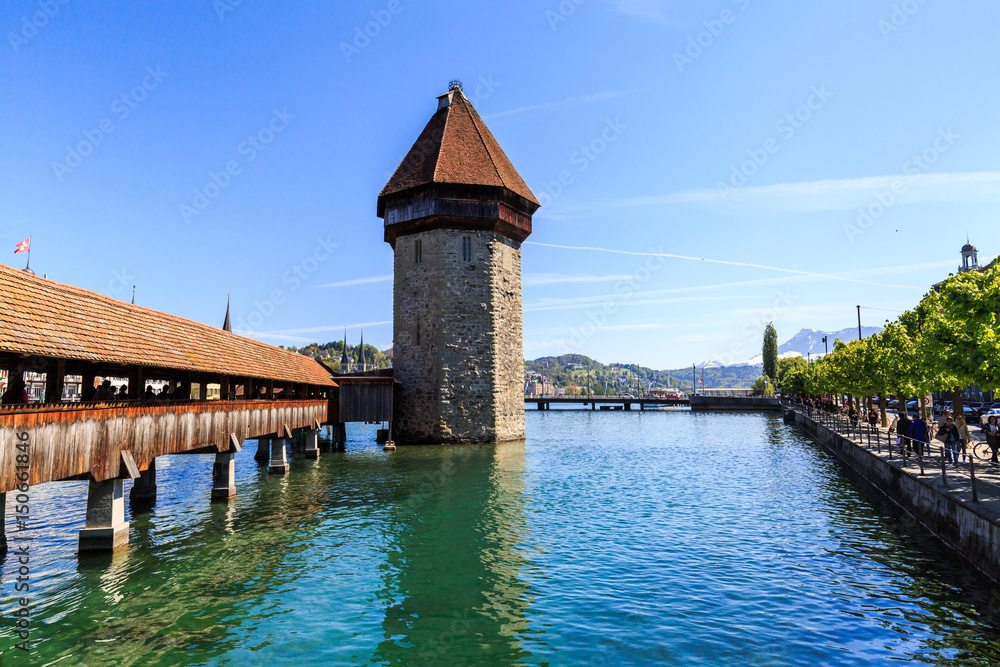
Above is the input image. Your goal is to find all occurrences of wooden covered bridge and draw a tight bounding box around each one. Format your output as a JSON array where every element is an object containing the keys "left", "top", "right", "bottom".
[{"left": 0, "top": 264, "right": 341, "bottom": 553}]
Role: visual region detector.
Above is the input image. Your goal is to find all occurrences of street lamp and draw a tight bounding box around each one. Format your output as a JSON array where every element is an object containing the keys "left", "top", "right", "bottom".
[{"left": 822, "top": 335, "right": 828, "bottom": 356}]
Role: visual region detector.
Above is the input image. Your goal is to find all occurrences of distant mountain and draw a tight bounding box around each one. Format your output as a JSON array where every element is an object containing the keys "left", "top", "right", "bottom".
[{"left": 778, "top": 327, "right": 882, "bottom": 358}]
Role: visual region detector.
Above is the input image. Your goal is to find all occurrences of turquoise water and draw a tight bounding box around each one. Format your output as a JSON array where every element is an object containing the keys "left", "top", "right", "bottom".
[{"left": 3, "top": 410, "right": 1000, "bottom": 665}]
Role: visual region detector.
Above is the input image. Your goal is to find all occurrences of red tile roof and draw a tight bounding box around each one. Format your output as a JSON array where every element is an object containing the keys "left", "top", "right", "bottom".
[
  {"left": 0, "top": 264, "right": 335, "bottom": 386},
  {"left": 379, "top": 89, "right": 540, "bottom": 207}
]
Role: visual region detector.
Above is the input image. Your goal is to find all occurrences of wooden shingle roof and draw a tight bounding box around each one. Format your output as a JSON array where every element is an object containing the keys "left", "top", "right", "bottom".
[
  {"left": 0, "top": 264, "right": 335, "bottom": 386},
  {"left": 379, "top": 88, "right": 539, "bottom": 207}
]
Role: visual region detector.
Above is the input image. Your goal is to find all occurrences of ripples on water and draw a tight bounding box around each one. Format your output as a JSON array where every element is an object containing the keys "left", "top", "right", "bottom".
[{"left": 2, "top": 411, "right": 1000, "bottom": 665}]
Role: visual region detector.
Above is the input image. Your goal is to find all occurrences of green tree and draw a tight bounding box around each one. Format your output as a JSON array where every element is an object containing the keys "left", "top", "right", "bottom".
[
  {"left": 762, "top": 322, "right": 779, "bottom": 382},
  {"left": 920, "top": 265, "right": 1000, "bottom": 412},
  {"left": 776, "top": 356, "right": 807, "bottom": 389},
  {"left": 750, "top": 376, "right": 774, "bottom": 397}
]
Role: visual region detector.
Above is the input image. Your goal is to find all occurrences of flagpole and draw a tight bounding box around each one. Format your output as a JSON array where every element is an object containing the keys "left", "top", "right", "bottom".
[{"left": 25, "top": 236, "right": 30, "bottom": 272}]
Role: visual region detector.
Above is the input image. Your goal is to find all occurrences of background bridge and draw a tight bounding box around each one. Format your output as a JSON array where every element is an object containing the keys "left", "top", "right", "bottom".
[{"left": 527, "top": 397, "right": 690, "bottom": 411}]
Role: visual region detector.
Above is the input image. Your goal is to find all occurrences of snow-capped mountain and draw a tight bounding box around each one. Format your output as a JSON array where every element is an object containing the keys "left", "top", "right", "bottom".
[
  {"left": 778, "top": 327, "right": 882, "bottom": 358},
  {"left": 700, "top": 326, "right": 884, "bottom": 368}
]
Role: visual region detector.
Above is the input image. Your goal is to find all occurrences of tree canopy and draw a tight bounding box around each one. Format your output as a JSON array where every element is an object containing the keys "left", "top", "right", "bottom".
[
  {"left": 781, "top": 264, "right": 1000, "bottom": 403},
  {"left": 763, "top": 323, "right": 779, "bottom": 381}
]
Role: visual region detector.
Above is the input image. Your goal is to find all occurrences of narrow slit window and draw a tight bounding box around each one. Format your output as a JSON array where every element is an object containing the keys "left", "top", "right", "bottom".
[
  {"left": 414, "top": 239, "right": 422, "bottom": 264},
  {"left": 416, "top": 320, "right": 421, "bottom": 346},
  {"left": 462, "top": 237, "right": 472, "bottom": 262}
]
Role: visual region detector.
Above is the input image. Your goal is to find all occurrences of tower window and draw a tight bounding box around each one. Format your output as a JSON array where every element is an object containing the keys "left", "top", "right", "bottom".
[
  {"left": 415, "top": 239, "right": 423, "bottom": 264},
  {"left": 416, "top": 320, "right": 421, "bottom": 346},
  {"left": 462, "top": 237, "right": 472, "bottom": 262}
]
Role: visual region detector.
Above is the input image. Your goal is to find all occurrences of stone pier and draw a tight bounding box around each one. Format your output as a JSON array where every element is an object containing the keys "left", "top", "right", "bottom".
[
  {"left": 211, "top": 451, "right": 236, "bottom": 501},
  {"left": 79, "top": 479, "right": 129, "bottom": 553},
  {"left": 304, "top": 429, "right": 320, "bottom": 459},
  {"left": 130, "top": 459, "right": 158, "bottom": 503},
  {"left": 255, "top": 437, "right": 271, "bottom": 462},
  {"left": 269, "top": 438, "right": 289, "bottom": 475},
  {"left": 331, "top": 423, "right": 347, "bottom": 451}
]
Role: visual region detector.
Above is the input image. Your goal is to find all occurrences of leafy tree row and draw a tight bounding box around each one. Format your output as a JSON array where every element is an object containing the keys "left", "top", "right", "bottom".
[{"left": 781, "top": 263, "right": 1000, "bottom": 425}]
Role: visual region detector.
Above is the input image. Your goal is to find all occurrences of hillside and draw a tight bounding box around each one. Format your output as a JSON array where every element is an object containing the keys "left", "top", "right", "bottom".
[
  {"left": 287, "top": 340, "right": 391, "bottom": 373},
  {"left": 525, "top": 355, "right": 763, "bottom": 394}
]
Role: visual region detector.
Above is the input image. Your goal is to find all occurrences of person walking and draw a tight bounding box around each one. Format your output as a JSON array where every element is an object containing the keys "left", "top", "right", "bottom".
[
  {"left": 896, "top": 410, "right": 912, "bottom": 454},
  {"left": 910, "top": 413, "right": 929, "bottom": 458},
  {"left": 956, "top": 415, "right": 971, "bottom": 464},
  {"left": 936, "top": 409, "right": 952, "bottom": 443},
  {"left": 983, "top": 415, "right": 1000, "bottom": 464},
  {"left": 937, "top": 417, "right": 961, "bottom": 464}
]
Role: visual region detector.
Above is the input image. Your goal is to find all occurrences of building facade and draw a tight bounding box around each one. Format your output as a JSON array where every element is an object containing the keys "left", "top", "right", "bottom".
[{"left": 378, "top": 83, "right": 540, "bottom": 444}]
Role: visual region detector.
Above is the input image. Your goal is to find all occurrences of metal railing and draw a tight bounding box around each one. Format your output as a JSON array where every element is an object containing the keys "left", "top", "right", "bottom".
[{"left": 781, "top": 398, "right": 999, "bottom": 504}]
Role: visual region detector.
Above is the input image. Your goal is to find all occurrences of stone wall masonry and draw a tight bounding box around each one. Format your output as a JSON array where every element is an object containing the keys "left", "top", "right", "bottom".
[
  {"left": 393, "top": 228, "right": 525, "bottom": 444},
  {"left": 786, "top": 408, "right": 1000, "bottom": 583}
]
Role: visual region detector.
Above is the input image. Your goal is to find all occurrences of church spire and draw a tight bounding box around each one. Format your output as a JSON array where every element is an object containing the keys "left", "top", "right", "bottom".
[
  {"left": 360, "top": 330, "right": 367, "bottom": 372},
  {"left": 340, "top": 328, "right": 351, "bottom": 372},
  {"left": 222, "top": 294, "right": 232, "bottom": 332}
]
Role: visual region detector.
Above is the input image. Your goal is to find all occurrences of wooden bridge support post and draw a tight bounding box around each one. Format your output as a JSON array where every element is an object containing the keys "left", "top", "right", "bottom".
[
  {"left": 254, "top": 437, "right": 271, "bottom": 462},
  {"left": 333, "top": 423, "right": 347, "bottom": 451},
  {"left": 269, "top": 438, "right": 290, "bottom": 476},
  {"left": 211, "top": 452, "right": 237, "bottom": 501},
  {"left": 304, "top": 429, "right": 321, "bottom": 459},
  {"left": 78, "top": 479, "right": 129, "bottom": 553},
  {"left": 130, "top": 459, "right": 157, "bottom": 503},
  {"left": 291, "top": 428, "right": 306, "bottom": 455}
]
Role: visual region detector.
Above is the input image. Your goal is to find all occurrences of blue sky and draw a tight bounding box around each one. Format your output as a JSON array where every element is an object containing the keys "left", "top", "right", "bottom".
[{"left": 2, "top": 0, "right": 997, "bottom": 370}]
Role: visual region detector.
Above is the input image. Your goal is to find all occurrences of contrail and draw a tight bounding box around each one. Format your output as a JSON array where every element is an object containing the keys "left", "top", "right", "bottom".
[{"left": 523, "top": 241, "right": 922, "bottom": 290}]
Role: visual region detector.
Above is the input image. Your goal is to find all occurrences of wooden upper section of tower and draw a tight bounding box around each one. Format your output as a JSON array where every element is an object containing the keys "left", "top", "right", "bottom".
[{"left": 378, "top": 85, "right": 540, "bottom": 246}]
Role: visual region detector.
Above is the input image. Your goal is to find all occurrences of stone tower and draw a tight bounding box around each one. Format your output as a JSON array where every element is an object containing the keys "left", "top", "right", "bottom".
[{"left": 378, "top": 83, "right": 540, "bottom": 444}]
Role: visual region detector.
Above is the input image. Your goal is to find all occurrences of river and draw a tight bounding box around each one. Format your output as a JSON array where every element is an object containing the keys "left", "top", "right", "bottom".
[{"left": 2, "top": 410, "right": 1000, "bottom": 665}]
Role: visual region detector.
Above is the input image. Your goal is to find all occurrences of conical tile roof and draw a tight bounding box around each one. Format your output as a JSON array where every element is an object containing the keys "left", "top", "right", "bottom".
[{"left": 379, "top": 89, "right": 539, "bottom": 208}]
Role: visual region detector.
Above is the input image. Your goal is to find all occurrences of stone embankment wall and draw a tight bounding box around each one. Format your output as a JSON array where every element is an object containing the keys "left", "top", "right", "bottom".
[
  {"left": 786, "top": 408, "right": 1000, "bottom": 583},
  {"left": 392, "top": 228, "right": 524, "bottom": 444},
  {"left": 690, "top": 396, "right": 781, "bottom": 411}
]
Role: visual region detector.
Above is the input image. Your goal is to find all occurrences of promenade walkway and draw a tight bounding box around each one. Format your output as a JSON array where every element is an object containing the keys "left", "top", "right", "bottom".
[{"left": 784, "top": 401, "right": 1000, "bottom": 525}]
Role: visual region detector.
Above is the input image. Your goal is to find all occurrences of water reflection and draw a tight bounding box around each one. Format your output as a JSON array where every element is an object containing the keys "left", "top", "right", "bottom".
[
  {"left": 373, "top": 441, "right": 539, "bottom": 666},
  {"left": 1, "top": 417, "right": 1000, "bottom": 665}
]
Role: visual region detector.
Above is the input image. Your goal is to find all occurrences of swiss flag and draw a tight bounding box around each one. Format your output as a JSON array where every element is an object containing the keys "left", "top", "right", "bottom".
[{"left": 14, "top": 238, "right": 29, "bottom": 254}]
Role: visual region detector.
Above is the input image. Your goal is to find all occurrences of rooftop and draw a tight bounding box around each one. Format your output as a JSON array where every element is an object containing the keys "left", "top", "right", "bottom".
[
  {"left": 0, "top": 264, "right": 335, "bottom": 386},
  {"left": 378, "top": 87, "right": 539, "bottom": 209}
]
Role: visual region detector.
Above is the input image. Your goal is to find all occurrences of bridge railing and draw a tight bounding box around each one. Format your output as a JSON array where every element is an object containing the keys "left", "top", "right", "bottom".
[
  {"left": 782, "top": 398, "right": 999, "bottom": 502},
  {"left": 0, "top": 397, "right": 318, "bottom": 414}
]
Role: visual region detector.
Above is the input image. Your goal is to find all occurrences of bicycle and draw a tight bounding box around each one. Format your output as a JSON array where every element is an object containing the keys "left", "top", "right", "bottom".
[{"left": 969, "top": 434, "right": 997, "bottom": 462}]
